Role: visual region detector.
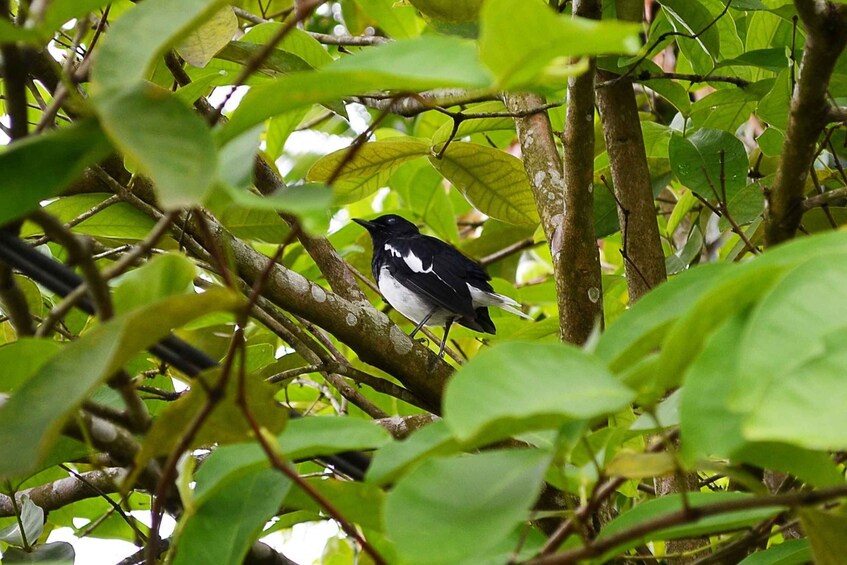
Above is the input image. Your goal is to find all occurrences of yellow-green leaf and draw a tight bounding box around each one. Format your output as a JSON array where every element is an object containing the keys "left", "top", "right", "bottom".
[
  {"left": 176, "top": 6, "right": 238, "bottom": 68},
  {"left": 429, "top": 142, "right": 539, "bottom": 225}
]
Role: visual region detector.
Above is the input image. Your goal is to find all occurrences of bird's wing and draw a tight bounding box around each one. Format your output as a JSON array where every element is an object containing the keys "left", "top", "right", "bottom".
[{"left": 384, "top": 236, "right": 478, "bottom": 318}]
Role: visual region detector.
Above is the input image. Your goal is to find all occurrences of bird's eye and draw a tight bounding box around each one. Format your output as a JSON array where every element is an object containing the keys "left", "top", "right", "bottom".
[{"left": 386, "top": 217, "right": 396, "bottom": 224}]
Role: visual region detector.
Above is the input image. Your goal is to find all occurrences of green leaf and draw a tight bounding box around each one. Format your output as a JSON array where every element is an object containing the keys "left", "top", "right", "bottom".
[
  {"left": 479, "top": 0, "right": 641, "bottom": 89},
  {"left": 241, "top": 25, "right": 333, "bottom": 69},
  {"left": 737, "top": 540, "right": 811, "bottom": 565},
  {"left": 112, "top": 253, "right": 197, "bottom": 315},
  {"left": 191, "top": 416, "right": 391, "bottom": 501},
  {"left": 680, "top": 312, "right": 751, "bottom": 463},
  {"left": 800, "top": 509, "right": 847, "bottom": 565},
  {"left": 366, "top": 420, "right": 460, "bottom": 485},
  {"left": 37, "top": 0, "right": 112, "bottom": 37},
  {"left": 444, "top": 342, "right": 634, "bottom": 444},
  {"left": 176, "top": 6, "right": 237, "bottom": 68},
  {"left": 222, "top": 183, "right": 333, "bottom": 234},
  {"left": 597, "top": 492, "right": 782, "bottom": 559},
  {"left": 2, "top": 541, "right": 74, "bottom": 563},
  {"left": 658, "top": 0, "right": 721, "bottom": 73},
  {"left": 738, "top": 256, "right": 847, "bottom": 449},
  {"left": 0, "top": 495, "right": 43, "bottom": 546},
  {"left": 172, "top": 466, "right": 291, "bottom": 565},
  {"left": 407, "top": 0, "right": 484, "bottom": 22},
  {"left": 0, "top": 120, "right": 113, "bottom": 225},
  {"left": 220, "top": 36, "right": 492, "bottom": 144},
  {"left": 669, "top": 128, "right": 749, "bottom": 204},
  {"left": 0, "top": 19, "right": 42, "bottom": 43},
  {"left": 356, "top": 0, "right": 423, "bottom": 38},
  {"left": 134, "top": 364, "right": 287, "bottom": 471},
  {"left": 91, "top": 0, "right": 228, "bottom": 94},
  {"left": 94, "top": 83, "right": 218, "bottom": 208},
  {"left": 307, "top": 138, "right": 431, "bottom": 204},
  {"left": 0, "top": 339, "right": 63, "bottom": 393},
  {"left": 596, "top": 263, "right": 729, "bottom": 371},
  {"left": 429, "top": 142, "right": 539, "bottom": 225},
  {"left": 214, "top": 41, "right": 313, "bottom": 75},
  {"left": 0, "top": 288, "right": 242, "bottom": 480},
  {"left": 281, "top": 478, "right": 386, "bottom": 531},
  {"left": 757, "top": 67, "right": 791, "bottom": 131},
  {"left": 29, "top": 194, "right": 158, "bottom": 240},
  {"left": 384, "top": 449, "right": 550, "bottom": 565},
  {"left": 431, "top": 101, "right": 515, "bottom": 147}
]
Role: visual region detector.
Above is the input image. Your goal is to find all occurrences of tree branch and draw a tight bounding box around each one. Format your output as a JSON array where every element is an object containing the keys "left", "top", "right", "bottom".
[
  {"left": 765, "top": 1, "right": 847, "bottom": 245},
  {"left": 559, "top": 0, "right": 604, "bottom": 344},
  {"left": 0, "top": 468, "right": 123, "bottom": 516},
  {"left": 503, "top": 91, "right": 568, "bottom": 337}
]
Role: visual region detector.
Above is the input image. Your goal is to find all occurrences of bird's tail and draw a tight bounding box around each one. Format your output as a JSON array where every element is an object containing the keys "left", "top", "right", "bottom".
[{"left": 473, "top": 289, "right": 533, "bottom": 320}]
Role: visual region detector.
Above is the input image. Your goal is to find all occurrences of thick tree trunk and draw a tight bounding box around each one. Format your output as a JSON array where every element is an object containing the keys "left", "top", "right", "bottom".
[{"left": 560, "top": 0, "right": 604, "bottom": 344}]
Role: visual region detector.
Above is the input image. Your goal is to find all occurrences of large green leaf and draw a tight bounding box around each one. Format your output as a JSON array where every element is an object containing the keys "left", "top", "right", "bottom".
[
  {"left": 25, "top": 194, "right": 157, "bottom": 240},
  {"left": 669, "top": 128, "right": 749, "bottom": 204},
  {"left": 112, "top": 253, "right": 197, "bottom": 315},
  {"left": 176, "top": 6, "right": 237, "bottom": 68},
  {"left": 800, "top": 509, "right": 847, "bottom": 565},
  {"left": 172, "top": 466, "right": 291, "bottom": 565},
  {"left": 0, "top": 120, "right": 113, "bottom": 225},
  {"left": 366, "top": 420, "right": 460, "bottom": 485},
  {"left": 479, "top": 0, "right": 641, "bottom": 88},
  {"left": 595, "top": 263, "right": 728, "bottom": 371},
  {"left": 429, "top": 142, "right": 539, "bottom": 225},
  {"left": 659, "top": 0, "right": 721, "bottom": 74},
  {"left": 307, "top": 138, "right": 431, "bottom": 203},
  {"left": 737, "top": 256, "right": 847, "bottom": 449},
  {"left": 384, "top": 449, "right": 550, "bottom": 565},
  {"left": 220, "top": 35, "right": 492, "bottom": 144},
  {"left": 91, "top": 0, "right": 228, "bottom": 94},
  {"left": 737, "top": 540, "right": 811, "bottom": 565},
  {"left": 444, "top": 342, "right": 634, "bottom": 444},
  {"left": 0, "top": 288, "right": 242, "bottom": 480},
  {"left": 0, "top": 340, "right": 63, "bottom": 393},
  {"left": 95, "top": 83, "right": 218, "bottom": 208},
  {"left": 188, "top": 416, "right": 391, "bottom": 502}
]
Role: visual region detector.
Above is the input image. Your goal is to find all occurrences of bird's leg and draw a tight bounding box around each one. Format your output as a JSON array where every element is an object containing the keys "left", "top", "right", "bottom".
[
  {"left": 409, "top": 308, "right": 436, "bottom": 340},
  {"left": 437, "top": 318, "right": 454, "bottom": 359}
]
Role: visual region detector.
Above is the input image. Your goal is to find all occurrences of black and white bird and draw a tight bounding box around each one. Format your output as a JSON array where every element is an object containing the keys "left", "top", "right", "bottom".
[{"left": 354, "top": 214, "right": 532, "bottom": 358}]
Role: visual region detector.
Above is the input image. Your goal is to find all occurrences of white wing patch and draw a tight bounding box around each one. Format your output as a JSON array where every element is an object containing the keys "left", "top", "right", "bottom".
[
  {"left": 403, "top": 251, "right": 453, "bottom": 289},
  {"left": 384, "top": 243, "right": 402, "bottom": 258},
  {"left": 403, "top": 251, "right": 427, "bottom": 273}
]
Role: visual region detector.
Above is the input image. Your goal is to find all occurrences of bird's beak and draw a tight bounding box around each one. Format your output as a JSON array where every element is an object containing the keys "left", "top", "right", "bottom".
[{"left": 352, "top": 218, "right": 376, "bottom": 231}]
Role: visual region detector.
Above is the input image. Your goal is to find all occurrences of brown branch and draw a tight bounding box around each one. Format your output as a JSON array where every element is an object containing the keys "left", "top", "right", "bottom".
[
  {"left": 502, "top": 90, "right": 569, "bottom": 339},
  {"left": 0, "top": 468, "right": 123, "bottom": 516},
  {"left": 559, "top": 0, "right": 604, "bottom": 344},
  {"left": 599, "top": 71, "right": 750, "bottom": 88},
  {"left": 0, "top": 0, "right": 29, "bottom": 140},
  {"left": 596, "top": 65, "right": 667, "bottom": 302},
  {"left": 529, "top": 484, "right": 847, "bottom": 564},
  {"left": 0, "top": 263, "right": 35, "bottom": 336},
  {"left": 765, "top": 1, "right": 847, "bottom": 245},
  {"left": 802, "top": 186, "right": 847, "bottom": 210}
]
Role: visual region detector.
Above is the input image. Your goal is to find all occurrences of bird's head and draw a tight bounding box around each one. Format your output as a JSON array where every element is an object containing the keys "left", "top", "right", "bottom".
[{"left": 353, "top": 214, "right": 420, "bottom": 238}]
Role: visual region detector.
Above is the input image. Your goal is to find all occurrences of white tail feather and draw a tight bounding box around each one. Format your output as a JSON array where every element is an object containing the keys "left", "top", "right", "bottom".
[{"left": 468, "top": 286, "right": 533, "bottom": 320}]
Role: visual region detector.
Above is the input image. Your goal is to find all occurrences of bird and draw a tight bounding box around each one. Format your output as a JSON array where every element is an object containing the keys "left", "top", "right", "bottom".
[{"left": 353, "top": 214, "right": 532, "bottom": 359}]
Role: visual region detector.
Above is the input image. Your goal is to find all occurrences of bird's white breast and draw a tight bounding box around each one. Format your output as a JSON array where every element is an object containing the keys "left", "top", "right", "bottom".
[{"left": 378, "top": 266, "right": 453, "bottom": 326}]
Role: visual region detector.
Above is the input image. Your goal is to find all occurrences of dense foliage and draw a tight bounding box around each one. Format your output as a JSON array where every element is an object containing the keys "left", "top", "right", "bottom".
[{"left": 2, "top": 0, "right": 847, "bottom": 563}]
